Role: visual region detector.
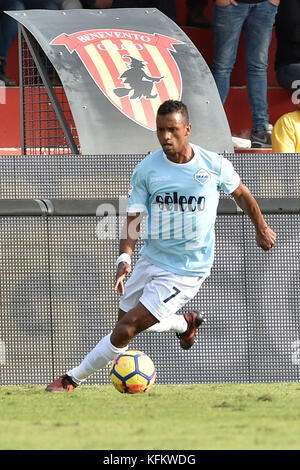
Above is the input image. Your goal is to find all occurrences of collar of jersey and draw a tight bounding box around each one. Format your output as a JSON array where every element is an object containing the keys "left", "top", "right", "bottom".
[{"left": 162, "top": 143, "right": 198, "bottom": 166}]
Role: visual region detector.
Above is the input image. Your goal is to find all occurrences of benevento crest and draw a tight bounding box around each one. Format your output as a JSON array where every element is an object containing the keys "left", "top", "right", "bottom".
[{"left": 50, "top": 29, "right": 183, "bottom": 131}]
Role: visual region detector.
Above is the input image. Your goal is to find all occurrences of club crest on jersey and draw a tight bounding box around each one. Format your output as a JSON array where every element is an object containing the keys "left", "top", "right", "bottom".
[
  {"left": 50, "top": 29, "right": 184, "bottom": 131},
  {"left": 194, "top": 169, "right": 210, "bottom": 185}
]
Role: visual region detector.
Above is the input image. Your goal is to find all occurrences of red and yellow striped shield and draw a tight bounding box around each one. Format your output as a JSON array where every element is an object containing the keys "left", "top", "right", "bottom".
[{"left": 51, "top": 29, "right": 183, "bottom": 131}]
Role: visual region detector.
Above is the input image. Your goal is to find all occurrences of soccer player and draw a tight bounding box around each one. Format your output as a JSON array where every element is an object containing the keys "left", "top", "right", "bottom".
[{"left": 46, "top": 100, "right": 276, "bottom": 392}]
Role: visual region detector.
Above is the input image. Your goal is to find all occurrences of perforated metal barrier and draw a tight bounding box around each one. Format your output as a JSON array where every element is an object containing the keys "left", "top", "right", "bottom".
[{"left": 0, "top": 153, "right": 300, "bottom": 385}]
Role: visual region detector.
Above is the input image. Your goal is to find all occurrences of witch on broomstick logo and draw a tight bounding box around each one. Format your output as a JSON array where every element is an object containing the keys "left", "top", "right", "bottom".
[{"left": 114, "top": 55, "right": 164, "bottom": 100}]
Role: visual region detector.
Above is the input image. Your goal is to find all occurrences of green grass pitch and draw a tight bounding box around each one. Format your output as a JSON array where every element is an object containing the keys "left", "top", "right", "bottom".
[{"left": 1, "top": 382, "right": 300, "bottom": 450}]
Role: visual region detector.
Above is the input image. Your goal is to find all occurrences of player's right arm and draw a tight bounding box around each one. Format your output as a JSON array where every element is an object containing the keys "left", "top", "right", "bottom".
[
  {"left": 113, "top": 212, "right": 143, "bottom": 295},
  {"left": 114, "top": 157, "right": 150, "bottom": 294}
]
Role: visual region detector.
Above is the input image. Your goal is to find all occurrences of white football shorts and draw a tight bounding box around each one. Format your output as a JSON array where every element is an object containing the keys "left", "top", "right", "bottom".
[{"left": 119, "top": 256, "right": 206, "bottom": 321}]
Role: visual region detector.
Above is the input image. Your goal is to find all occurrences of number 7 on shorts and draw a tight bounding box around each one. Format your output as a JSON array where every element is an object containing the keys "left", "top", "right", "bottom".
[{"left": 163, "top": 286, "right": 181, "bottom": 303}]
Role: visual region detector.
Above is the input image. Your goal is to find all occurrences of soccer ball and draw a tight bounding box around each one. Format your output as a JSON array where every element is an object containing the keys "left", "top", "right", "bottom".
[{"left": 110, "top": 350, "right": 157, "bottom": 394}]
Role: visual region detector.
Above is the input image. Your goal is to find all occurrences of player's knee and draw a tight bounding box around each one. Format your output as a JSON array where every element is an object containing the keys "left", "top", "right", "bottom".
[
  {"left": 113, "top": 320, "right": 138, "bottom": 343},
  {"left": 117, "top": 309, "right": 127, "bottom": 321}
]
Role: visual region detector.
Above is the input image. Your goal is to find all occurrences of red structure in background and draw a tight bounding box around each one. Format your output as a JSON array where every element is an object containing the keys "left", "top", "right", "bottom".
[{"left": 1, "top": 1, "right": 298, "bottom": 153}]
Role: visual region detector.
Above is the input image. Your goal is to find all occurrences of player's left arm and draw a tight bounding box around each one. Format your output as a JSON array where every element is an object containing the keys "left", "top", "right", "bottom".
[{"left": 231, "top": 182, "right": 277, "bottom": 251}]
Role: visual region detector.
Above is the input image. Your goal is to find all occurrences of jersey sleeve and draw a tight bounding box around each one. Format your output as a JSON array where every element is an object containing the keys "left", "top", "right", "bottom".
[
  {"left": 126, "top": 165, "right": 149, "bottom": 213},
  {"left": 219, "top": 156, "right": 241, "bottom": 194}
]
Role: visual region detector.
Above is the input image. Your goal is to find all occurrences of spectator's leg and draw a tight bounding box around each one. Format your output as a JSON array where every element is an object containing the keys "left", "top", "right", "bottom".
[
  {"left": 212, "top": 3, "right": 246, "bottom": 104},
  {"left": 244, "top": 1, "right": 277, "bottom": 132}
]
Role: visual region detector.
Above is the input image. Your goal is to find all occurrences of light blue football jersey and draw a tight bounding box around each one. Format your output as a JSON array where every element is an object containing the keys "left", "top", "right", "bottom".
[{"left": 127, "top": 143, "right": 240, "bottom": 277}]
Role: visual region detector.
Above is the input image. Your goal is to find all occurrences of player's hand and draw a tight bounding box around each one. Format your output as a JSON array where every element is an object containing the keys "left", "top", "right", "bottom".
[
  {"left": 256, "top": 226, "right": 277, "bottom": 252},
  {"left": 113, "top": 262, "right": 131, "bottom": 295}
]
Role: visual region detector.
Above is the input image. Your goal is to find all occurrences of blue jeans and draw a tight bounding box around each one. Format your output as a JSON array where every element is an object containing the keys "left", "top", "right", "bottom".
[
  {"left": 276, "top": 64, "right": 300, "bottom": 91},
  {"left": 0, "top": 0, "right": 60, "bottom": 69},
  {"left": 212, "top": 1, "right": 277, "bottom": 131}
]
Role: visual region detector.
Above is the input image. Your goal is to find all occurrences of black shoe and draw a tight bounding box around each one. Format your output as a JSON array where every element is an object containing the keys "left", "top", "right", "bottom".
[
  {"left": 251, "top": 124, "right": 273, "bottom": 149},
  {"left": 177, "top": 310, "right": 205, "bottom": 350}
]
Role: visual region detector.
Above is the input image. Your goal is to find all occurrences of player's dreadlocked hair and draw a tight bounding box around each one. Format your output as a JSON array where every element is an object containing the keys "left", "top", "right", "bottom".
[{"left": 157, "top": 100, "right": 189, "bottom": 125}]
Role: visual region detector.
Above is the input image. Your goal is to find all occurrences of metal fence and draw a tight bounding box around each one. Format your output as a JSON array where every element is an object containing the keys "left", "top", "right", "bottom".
[
  {"left": 0, "top": 152, "right": 300, "bottom": 386},
  {"left": 19, "top": 26, "right": 79, "bottom": 156}
]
